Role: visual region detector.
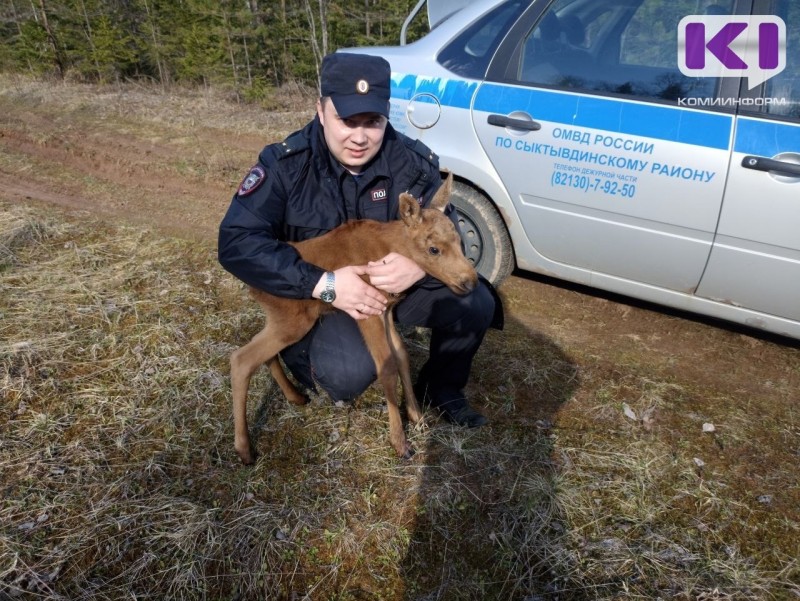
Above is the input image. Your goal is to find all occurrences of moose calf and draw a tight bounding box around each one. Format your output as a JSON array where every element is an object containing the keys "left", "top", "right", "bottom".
[{"left": 229, "top": 174, "right": 478, "bottom": 464}]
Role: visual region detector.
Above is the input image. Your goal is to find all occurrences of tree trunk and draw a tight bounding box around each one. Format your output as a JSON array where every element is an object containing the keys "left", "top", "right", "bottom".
[
  {"left": 77, "top": 0, "right": 101, "bottom": 76},
  {"left": 38, "top": 0, "right": 66, "bottom": 77},
  {"left": 141, "top": 0, "right": 167, "bottom": 87},
  {"left": 318, "top": 0, "right": 328, "bottom": 57},
  {"left": 280, "top": 0, "right": 288, "bottom": 85},
  {"left": 304, "top": 0, "right": 322, "bottom": 92},
  {"left": 222, "top": 8, "right": 239, "bottom": 90}
]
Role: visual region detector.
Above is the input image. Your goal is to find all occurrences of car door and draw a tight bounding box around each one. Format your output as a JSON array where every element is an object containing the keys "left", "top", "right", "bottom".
[
  {"left": 694, "top": 0, "right": 800, "bottom": 327},
  {"left": 470, "top": 0, "right": 740, "bottom": 293}
]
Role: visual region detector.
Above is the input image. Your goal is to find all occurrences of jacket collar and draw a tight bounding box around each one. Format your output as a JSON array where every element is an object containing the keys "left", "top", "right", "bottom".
[{"left": 309, "top": 116, "right": 405, "bottom": 189}]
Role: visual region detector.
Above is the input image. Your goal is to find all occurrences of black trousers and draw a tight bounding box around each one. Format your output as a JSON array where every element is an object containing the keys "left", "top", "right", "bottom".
[{"left": 280, "top": 280, "right": 496, "bottom": 404}]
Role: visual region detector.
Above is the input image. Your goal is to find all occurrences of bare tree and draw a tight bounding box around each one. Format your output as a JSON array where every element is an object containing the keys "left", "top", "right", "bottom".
[
  {"left": 77, "top": 0, "right": 101, "bottom": 75},
  {"left": 303, "top": 0, "right": 328, "bottom": 92},
  {"left": 37, "top": 0, "right": 66, "bottom": 76},
  {"left": 141, "top": 0, "right": 167, "bottom": 87}
]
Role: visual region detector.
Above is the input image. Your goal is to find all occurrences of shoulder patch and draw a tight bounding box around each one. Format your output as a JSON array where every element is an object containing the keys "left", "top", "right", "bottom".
[{"left": 237, "top": 165, "right": 266, "bottom": 197}]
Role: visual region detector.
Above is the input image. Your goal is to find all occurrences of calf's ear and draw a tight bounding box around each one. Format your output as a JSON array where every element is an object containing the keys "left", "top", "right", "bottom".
[
  {"left": 429, "top": 171, "right": 453, "bottom": 213},
  {"left": 399, "top": 193, "right": 422, "bottom": 226}
]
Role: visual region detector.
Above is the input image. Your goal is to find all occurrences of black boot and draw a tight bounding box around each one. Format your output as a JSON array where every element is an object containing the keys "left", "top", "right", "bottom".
[{"left": 414, "top": 381, "right": 488, "bottom": 428}]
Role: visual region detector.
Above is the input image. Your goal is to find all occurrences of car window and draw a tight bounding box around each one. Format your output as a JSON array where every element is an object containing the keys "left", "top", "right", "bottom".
[
  {"left": 761, "top": 0, "right": 800, "bottom": 118},
  {"left": 437, "top": 0, "right": 527, "bottom": 79},
  {"left": 518, "top": 0, "right": 733, "bottom": 102}
]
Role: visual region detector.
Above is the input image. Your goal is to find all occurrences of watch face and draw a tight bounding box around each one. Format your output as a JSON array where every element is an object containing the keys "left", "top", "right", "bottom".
[{"left": 320, "top": 272, "right": 335, "bottom": 303}]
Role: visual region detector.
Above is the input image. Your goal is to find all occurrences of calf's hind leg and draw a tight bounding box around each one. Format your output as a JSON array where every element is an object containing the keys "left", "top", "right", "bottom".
[
  {"left": 267, "top": 357, "right": 309, "bottom": 407},
  {"left": 230, "top": 316, "right": 314, "bottom": 465}
]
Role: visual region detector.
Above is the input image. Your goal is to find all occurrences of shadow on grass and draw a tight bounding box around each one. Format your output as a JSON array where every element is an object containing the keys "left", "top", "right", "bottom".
[{"left": 400, "top": 307, "right": 580, "bottom": 600}]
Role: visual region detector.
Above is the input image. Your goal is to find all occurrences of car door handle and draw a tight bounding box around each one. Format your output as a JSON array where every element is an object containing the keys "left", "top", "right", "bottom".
[
  {"left": 487, "top": 114, "right": 542, "bottom": 131},
  {"left": 742, "top": 155, "right": 800, "bottom": 177}
]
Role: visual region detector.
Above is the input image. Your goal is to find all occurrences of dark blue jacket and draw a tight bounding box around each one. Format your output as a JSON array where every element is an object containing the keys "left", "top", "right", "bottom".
[{"left": 218, "top": 117, "right": 446, "bottom": 299}]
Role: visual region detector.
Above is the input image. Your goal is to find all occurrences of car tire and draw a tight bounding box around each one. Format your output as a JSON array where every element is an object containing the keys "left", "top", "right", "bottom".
[{"left": 449, "top": 181, "right": 514, "bottom": 286}]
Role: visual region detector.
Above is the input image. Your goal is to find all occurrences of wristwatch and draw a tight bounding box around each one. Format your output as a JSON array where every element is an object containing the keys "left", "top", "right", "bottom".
[{"left": 319, "top": 271, "right": 336, "bottom": 304}]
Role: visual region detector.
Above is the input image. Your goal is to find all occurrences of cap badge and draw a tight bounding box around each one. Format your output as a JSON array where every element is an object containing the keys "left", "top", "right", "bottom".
[{"left": 356, "top": 79, "right": 370, "bottom": 94}]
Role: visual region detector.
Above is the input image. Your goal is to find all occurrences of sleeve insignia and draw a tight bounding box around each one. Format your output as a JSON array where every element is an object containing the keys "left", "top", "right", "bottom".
[{"left": 237, "top": 165, "right": 266, "bottom": 197}]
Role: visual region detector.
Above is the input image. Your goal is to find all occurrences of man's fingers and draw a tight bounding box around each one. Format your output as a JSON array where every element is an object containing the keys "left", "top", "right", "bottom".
[
  {"left": 356, "top": 281, "right": 387, "bottom": 306},
  {"left": 361, "top": 298, "right": 386, "bottom": 312},
  {"left": 350, "top": 303, "right": 382, "bottom": 319},
  {"left": 365, "top": 288, "right": 388, "bottom": 303},
  {"left": 349, "top": 264, "right": 370, "bottom": 275},
  {"left": 330, "top": 264, "right": 388, "bottom": 314},
  {"left": 349, "top": 309, "right": 370, "bottom": 320}
]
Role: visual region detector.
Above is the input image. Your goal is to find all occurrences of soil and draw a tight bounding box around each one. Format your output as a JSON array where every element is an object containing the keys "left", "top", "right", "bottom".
[{"left": 1, "top": 75, "right": 798, "bottom": 410}]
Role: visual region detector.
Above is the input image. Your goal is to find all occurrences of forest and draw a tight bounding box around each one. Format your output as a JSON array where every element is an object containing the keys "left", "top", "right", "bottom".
[{"left": 0, "top": 0, "right": 427, "bottom": 99}]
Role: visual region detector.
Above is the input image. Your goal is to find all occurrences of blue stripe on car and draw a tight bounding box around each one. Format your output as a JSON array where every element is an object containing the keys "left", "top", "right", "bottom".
[
  {"left": 391, "top": 75, "right": 733, "bottom": 150},
  {"left": 391, "top": 74, "right": 477, "bottom": 108},
  {"left": 734, "top": 118, "right": 800, "bottom": 156}
]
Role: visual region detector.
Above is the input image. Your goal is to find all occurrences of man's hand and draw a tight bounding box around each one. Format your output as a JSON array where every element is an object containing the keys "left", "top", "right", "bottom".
[
  {"left": 366, "top": 253, "right": 425, "bottom": 294},
  {"left": 313, "top": 266, "right": 387, "bottom": 320}
]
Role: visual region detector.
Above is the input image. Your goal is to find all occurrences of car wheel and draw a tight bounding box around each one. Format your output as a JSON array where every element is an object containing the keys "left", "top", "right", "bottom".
[{"left": 449, "top": 181, "right": 514, "bottom": 286}]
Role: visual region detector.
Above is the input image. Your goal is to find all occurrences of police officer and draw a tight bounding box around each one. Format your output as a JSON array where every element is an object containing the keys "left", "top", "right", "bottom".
[{"left": 218, "top": 52, "right": 499, "bottom": 427}]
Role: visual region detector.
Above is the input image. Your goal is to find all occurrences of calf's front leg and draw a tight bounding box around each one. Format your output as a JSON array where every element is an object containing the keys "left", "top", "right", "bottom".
[
  {"left": 359, "top": 316, "right": 415, "bottom": 459},
  {"left": 384, "top": 312, "right": 423, "bottom": 425}
]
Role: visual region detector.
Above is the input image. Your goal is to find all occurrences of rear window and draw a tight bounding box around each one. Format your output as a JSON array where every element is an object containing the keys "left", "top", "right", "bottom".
[
  {"left": 760, "top": 0, "right": 800, "bottom": 118},
  {"left": 437, "top": 0, "right": 528, "bottom": 79}
]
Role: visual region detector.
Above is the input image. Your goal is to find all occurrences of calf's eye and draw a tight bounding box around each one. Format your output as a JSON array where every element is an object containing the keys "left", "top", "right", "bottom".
[{"left": 429, "top": 247, "right": 440, "bottom": 255}]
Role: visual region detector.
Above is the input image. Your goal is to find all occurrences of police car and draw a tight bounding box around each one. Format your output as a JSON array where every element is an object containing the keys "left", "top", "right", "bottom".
[{"left": 347, "top": 0, "right": 800, "bottom": 341}]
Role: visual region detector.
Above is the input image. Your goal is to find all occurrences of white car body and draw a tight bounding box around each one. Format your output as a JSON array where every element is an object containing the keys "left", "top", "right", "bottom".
[{"left": 348, "top": 0, "right": 800, "bottom": 340}]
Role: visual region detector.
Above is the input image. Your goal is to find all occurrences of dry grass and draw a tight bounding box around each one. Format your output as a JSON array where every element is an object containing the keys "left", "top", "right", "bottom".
[
  {"left": 1, "top": 75, "right": 799, "bottom": 600},
  {"left": 2, "top": 200, "right": 798, "bottom": 600},
  {"left": 0, "top": 72, "right": 316, "bottom": 134}
]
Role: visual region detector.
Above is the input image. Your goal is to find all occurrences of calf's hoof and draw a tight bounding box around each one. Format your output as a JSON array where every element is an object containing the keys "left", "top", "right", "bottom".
[
  {"left": 396, "top": 442, "right": 416, "bottom": 461},
  {"left": 287, "top": 393, "right": 309, "bottom": 406},
  {"left": 235, "top": 442, "right": 257, "bottom": 466}
]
